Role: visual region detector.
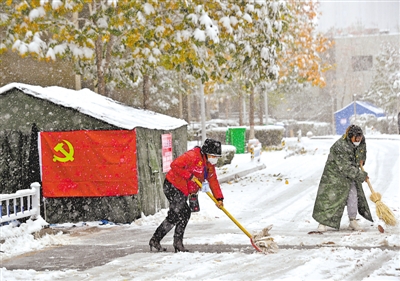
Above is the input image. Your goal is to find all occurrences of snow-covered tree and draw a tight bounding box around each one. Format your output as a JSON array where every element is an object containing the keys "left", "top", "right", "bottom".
[
  {"left": 1, "top": 0, "right": 331, "bottom": 123},
  {"left": 216, "top": 1, "right": 333, "bottom": 132},
  {"left": 1, "top": 1, "right": 145, "bottom": 96},
  {"left": 153, "top": 1, "right": 291, "bottom": 123},
  {"left": 278, "top": 0, "right": 333, "bottom": 88},
  {"left": 0, "top": 1, "right": 218, "bottom": 97},
  {"left": 255, "top": 0, "right": 334, "bottom": 125},
  {"left": 362, "top": 42, "right": 400, "bottom": 115},
  {"left": 218, "top": 1, "right": 289, "bottom": 137},
  {"left": 0, "top": 1, "right": 234, "bottom": 112}
]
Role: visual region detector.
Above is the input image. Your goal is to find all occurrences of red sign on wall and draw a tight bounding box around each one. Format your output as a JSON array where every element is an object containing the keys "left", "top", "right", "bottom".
[
  {"left": 40, "top": 130, "right": 138, "bottom": 198},
  {"left": 162, "top": 134, "right": 173, "bottom": 173}
]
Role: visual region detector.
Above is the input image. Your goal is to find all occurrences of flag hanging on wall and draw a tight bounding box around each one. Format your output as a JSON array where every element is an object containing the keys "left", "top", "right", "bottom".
[{"left": 39, "top": 130, "right": 138, "bottom": 198}]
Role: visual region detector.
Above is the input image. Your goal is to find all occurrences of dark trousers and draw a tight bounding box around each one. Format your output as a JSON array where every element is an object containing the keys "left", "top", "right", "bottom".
[{"left": 152, "top": 179, "right": 191, "bottom": 241}]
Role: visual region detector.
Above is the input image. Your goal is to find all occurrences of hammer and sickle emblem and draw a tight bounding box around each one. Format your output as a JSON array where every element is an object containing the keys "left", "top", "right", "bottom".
[{"left": 53, "top": 140, "right": 75, "bottom": 162}]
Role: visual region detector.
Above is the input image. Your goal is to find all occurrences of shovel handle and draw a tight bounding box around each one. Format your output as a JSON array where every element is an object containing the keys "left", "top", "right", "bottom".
[
  {"left": 194, "top": 179, "right": 253, "bottom": 239},
  {"left": 360, "top": 162, "right": 376, "bottom": 194}
]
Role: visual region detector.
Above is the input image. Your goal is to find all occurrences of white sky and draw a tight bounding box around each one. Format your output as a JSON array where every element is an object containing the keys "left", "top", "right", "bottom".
[
  {"left": 1, "top": 136, "right": 399, "bottom": 280},
  {"left": 317, "top": 1, "right": 400, "bottom": 33}
]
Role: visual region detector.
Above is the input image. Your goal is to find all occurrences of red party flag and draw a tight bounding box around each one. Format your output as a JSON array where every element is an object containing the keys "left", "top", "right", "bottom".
[{"left": 40, "top": 130, "right": 138, "bottom": 197}]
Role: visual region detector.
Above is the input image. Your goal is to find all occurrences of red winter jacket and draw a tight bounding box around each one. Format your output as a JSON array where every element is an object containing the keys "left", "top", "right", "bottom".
[{"left": 166, "top": 146, "right": 224, "bottom": 200}]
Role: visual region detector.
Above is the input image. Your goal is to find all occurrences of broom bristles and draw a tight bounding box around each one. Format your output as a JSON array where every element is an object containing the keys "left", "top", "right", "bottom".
[
  {"left": 375, "top": 200, "right": 397, "bottom": 226},
  {"left": 370, "top": 192, "right": 381, "bottom": 203}
]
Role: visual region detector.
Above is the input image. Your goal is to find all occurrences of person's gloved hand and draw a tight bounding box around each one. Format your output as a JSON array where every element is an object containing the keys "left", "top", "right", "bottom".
[
  {"left": 191, "top": 175, "right": 199, "bottom": 183},
  {"left": 201, "top": 181, "right": 211, "bottom": 192}
]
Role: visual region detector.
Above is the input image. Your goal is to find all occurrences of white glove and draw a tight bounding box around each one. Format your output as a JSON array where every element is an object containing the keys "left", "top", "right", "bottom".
[{"left": 202, "top": 181, "right": 211, "bottom": 192}]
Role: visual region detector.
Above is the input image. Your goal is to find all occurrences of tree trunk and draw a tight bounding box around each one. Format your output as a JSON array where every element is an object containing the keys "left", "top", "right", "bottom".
[
  {"left": 187, "top": 93, "right": 191, "bottom": 123},
  {"left": 264, "top": 91, "right": 269, "bottom": 126},
  {"left": 205, "top": 97, "right": 211, "bottom": 120},
  {"left": 95, "top": 36, "right": 106, "bottom": 96},
  {"left": 103, "top": 36, "right": 114, "bottom": 97},
  {"left": 249, "top": 88, "right": 255, "bottom": 139},
  {"left": 332, "top": 96, "right": 336, "bottom": 135},
  {"left": 179, "top": 91, "right": 183, "bottom": 119},
  {"left": 239, "top": 93, "right": 243, "bottom": 126},
  {"left": 194, "top": 93, "right": 199, "bottom": 122},
  {"left": 199, "top": 82, "right": 206, "bottom": 143},
  {"left": 258, "top": 91, "right": 263, "bottom": 125},
  {"left": 143, "top": 75, "right": 150, "bottom": 110},
  {"left": 225, "top": 95, "right": 230, "bottom": 119}
]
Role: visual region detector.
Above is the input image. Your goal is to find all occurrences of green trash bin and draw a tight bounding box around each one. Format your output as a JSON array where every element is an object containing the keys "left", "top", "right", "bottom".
[{"left": 226, "top": 127, "right": 246, "bottom": 154}]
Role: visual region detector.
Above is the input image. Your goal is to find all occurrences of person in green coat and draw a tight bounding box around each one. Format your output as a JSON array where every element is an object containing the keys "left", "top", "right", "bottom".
[{"left": 312, "top": 125, "right": 373, "bottom": 231}]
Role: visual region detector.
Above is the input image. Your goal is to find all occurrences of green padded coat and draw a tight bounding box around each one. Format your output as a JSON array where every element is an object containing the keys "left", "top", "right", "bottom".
[{"left": 312, "top": 135, "right": 373, "bottom": 229}]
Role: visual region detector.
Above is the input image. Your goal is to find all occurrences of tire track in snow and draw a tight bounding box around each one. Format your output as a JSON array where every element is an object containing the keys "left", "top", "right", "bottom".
[{"left": 341, "top": 249, "right": 398, "bottom": 281}]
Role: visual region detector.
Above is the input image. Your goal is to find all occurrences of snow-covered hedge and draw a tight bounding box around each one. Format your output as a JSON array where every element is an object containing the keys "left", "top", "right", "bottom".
[
  {"left": 350, "top": 114, "right": 399, "bottom": 135},
  {"left": 200, "top": 126, "right": 284, "bottom": 147},
  {"left": 216, "top": 145, "right": 236, "bottom": 167},
  {"left": 282, "top": 121, "right": 332, "bottom": 137}
]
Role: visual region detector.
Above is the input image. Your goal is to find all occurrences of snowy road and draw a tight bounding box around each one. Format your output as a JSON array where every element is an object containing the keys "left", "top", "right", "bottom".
[{"left": 1, "top": 136, "right": 399, "bottom": 281}]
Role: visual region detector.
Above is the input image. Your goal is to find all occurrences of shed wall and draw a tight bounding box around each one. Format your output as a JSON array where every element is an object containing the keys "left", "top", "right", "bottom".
[
  {"left": 0, "top": 89, "right": 187, "bottom": 223},
  {"left": 135, "top": 126, "right": 187, "bottom": 216}
]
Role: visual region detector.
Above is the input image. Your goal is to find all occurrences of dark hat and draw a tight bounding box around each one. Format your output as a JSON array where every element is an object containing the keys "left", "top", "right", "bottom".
[
  {"left": 347, "top": 125, "right": 363, "bottom": 138},
  {"left": 201, "top": 138, "right": 222, "bottom": 157}
]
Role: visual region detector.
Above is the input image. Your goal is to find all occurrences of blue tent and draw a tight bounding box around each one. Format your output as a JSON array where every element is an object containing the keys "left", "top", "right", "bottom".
[{"left": 334, "top": 101, "right": 385, "bottom": 135}]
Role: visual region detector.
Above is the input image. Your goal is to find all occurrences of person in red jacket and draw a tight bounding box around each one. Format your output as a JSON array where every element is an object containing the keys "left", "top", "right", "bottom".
[{"left": 149, "top": 138, "right": 224, "bottom": 253}]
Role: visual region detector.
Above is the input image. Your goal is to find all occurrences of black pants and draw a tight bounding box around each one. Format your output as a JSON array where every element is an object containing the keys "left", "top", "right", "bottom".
[{"left": 152, "top": 179, "right": 191, "bottom": 241}]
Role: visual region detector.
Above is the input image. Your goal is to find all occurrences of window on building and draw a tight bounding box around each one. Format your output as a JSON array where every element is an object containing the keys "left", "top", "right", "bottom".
[{"left": 352, "top": 56, "right": 373, "bottom": 71}]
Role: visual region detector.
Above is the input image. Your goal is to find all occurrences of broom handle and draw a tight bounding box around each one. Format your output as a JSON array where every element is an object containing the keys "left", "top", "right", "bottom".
[
  {"left": 359, "top": 162, "right": 376, "bottom": 194},
  {"left": 194, "top": 179, "right": 252, "bottom": 238}
]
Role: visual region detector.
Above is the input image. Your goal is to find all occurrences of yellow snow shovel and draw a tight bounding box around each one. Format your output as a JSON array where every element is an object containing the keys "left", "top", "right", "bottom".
[{"left": 194, "top": 179, "right": 278, "bottom": 254}]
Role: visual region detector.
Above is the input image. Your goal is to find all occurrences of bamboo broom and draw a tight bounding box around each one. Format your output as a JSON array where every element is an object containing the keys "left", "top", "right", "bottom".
[{"left": 360, "top": 163, "right": 396, "bottom": 226}]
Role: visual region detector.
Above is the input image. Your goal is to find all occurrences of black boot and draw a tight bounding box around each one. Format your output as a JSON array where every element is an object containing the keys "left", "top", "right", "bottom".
[
  {"left": 173, "top": 237, "right": 189, "bottom": 253},
  {"left": 149, "top": 236, "right": 167, "bottom": 252},
  {"left": 149, "top": 219, "right": 174, "bottom": 252}
]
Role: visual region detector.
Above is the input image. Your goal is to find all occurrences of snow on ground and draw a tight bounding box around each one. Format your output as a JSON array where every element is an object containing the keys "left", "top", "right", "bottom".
[{"left": 1, "top": 135, "right": 399, "bottom": 281}]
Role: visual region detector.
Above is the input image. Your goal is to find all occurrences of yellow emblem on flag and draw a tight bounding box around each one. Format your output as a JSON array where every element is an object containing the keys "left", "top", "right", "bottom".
[{"left": 53, "top": 140, "right": 75, "bottom": 162}]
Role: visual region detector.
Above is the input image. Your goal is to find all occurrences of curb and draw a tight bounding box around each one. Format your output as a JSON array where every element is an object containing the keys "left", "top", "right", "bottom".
[{"left": 218, "top": 163, "right": 266, "bottom": 184}]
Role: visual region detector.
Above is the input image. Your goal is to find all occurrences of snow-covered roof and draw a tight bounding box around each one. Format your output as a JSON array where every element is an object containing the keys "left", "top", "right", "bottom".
[
  {"left": 0, "top": 83, "right": 187, "bottom": 130},
  {"left": 334, "top": 100, "right": 385, "bottom": 115},
  {"left": 356, "top": 101, "right": 385, "bottom": 115}
]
